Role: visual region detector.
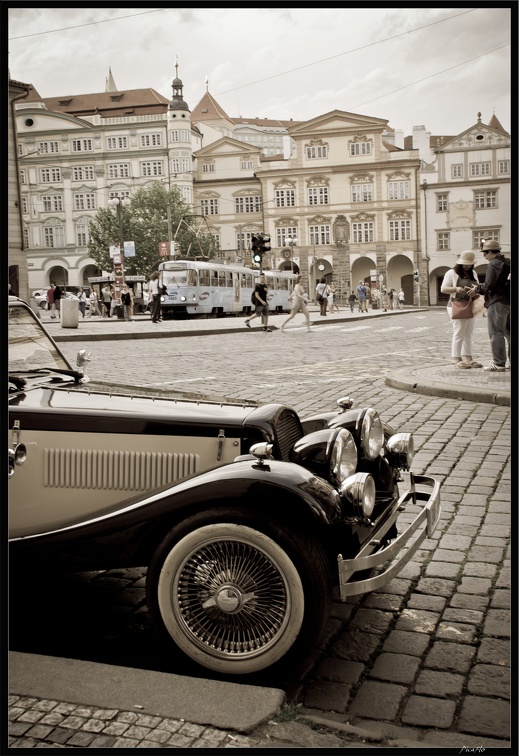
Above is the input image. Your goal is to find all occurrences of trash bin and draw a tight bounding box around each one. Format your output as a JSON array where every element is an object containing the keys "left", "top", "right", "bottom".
[{"left": 61, "top": 297, "right": 79, "bottom": 328}]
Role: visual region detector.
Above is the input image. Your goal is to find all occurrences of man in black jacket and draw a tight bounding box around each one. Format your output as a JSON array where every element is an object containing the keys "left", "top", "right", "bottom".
[{"left": 470, "top": 240, "right": 510, "bottom": 371}]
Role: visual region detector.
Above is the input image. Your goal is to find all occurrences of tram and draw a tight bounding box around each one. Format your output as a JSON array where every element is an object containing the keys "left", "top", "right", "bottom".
[{"left": 157, "top": 260, "right": 295, "bottom": 318}]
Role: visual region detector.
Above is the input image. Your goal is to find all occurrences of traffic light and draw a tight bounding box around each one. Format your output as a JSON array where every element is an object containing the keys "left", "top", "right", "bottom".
[
  {"left": 413, "top": 269, "right": 420, "bottom": 283},
  {"left": 251, "top": 234, "right": 271, "bottom": 264}
]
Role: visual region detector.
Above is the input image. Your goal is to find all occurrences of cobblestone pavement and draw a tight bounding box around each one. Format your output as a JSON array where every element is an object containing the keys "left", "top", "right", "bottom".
[{"left": 9, "top": 309, "right": 512, "bottom": 749}]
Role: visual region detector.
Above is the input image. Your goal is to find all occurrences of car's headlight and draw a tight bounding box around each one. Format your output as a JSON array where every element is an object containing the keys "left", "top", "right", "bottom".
[
  {"left": 360, "top": 408, "right": 384, "bottom": 460},
  {"left": 386, "top": 433, "right": 414, "bottom": 470},
  {"left": 290, "top": 427, "right": 357, "bottom": 485},
  {"left": 340, "top": 472, "right": 376, "bottom": 520},
  {"left": 329, "top": 428, "right": 358, "bottom": 486}
]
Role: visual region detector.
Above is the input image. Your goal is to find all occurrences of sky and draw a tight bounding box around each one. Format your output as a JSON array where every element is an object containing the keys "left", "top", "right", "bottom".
[{"left": 7, "top": 4, "right": 512, "bottom": 138}]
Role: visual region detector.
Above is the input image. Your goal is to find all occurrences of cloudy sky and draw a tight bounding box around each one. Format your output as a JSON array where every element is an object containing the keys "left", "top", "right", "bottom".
[{"left": 8, "top": 5, "right": 511, "bottom": 137}]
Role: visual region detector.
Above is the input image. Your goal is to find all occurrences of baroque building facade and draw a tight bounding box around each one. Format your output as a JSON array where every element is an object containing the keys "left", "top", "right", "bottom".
[{"left": 13, "top": 66, "right": 510, "bottom": 307}]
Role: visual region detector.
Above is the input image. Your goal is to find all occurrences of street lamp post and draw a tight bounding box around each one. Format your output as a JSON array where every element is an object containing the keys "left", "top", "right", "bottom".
[
  {"left": 108, "top": 196, "right": 131, "bottom": 315},
  {"left": 286, "top": 236, "right": 297, "bottom": 272}
]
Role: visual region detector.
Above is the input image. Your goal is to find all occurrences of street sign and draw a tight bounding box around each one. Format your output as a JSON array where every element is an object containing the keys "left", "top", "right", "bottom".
[
  {"left": 159, "top": 241, "right": 170, "bottom": 256},
  {"left": 124, "top": 241, "right": 135, "bottom": 257}
]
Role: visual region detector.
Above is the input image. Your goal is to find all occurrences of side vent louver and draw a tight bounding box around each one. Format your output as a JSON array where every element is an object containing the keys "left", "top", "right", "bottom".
[{"left": 44, "top": 449, "right": 199, "bottom": 490}]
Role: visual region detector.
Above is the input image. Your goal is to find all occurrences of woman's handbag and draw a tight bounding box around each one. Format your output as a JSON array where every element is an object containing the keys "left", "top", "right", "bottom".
[{"left": 451, "top": 297, "right": 473, "bottom": 319}]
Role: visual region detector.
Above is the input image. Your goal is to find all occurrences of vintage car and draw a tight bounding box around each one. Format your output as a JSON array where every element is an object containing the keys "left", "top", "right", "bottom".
[{"left": 9, "top": 297, "right": 441, "bottom": 676}]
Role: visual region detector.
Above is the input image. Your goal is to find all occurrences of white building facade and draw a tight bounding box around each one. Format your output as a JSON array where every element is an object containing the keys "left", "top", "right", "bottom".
[{"left": 14, "top": 69, "right": 510, "bottom": 306}]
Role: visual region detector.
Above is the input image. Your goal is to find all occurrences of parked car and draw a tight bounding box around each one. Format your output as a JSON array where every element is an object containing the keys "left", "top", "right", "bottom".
[
  {"left": 8, "top": 296, "right": 441, "bottom": 677},
  {"left": 31, "top": 289, "right": 90, "bottom": 311}
]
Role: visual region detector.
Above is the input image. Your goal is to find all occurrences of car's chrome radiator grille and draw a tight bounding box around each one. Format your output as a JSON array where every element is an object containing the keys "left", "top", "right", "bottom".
[
  {"left": 275, "top": 409, "right": 303, "bottom": 461},
  {"left": 44, "top": 449, "right": 199, "bottom": 490}
]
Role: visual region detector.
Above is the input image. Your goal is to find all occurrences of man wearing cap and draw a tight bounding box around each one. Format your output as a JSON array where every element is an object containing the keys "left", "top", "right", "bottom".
[{"left": 468, "top": 240, "right": 510, "bottom": 371}]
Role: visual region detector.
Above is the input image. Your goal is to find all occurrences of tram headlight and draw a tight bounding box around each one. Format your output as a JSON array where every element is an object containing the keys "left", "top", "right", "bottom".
[{"left": 359, "top": 408, "right": 384, "bottom": 460}]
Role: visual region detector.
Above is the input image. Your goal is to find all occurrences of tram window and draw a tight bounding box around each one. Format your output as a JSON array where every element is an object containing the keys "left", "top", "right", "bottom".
[
  {"left": 211, "top": 270, "right": 218, "bottom": 286},
  {"left": 200, "top": 270, "right": 210, "bottom": 286},
  {"left": 226, "top": 271, "right": 233, "bottom": 287},
  {"left": 218, "top": 271, "right": 226, "bottom": 287}
]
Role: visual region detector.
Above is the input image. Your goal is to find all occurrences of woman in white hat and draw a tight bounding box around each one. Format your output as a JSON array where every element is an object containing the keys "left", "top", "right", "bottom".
[{"left": 440, "top": 250, "right": 483, "bottom": 369}]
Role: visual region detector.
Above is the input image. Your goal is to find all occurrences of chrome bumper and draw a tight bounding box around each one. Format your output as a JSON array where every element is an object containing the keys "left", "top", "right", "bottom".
[{"left": 337, "top": 473, "right": 441, "bottom": 599}]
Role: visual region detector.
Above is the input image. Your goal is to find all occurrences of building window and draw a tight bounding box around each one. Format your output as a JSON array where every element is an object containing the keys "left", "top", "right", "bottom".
[
  {"left": 76, "top": 223, "right": 89, "bottom": 246},
  {"left": 389, "top": 219, "right": 411, "bottom": 241},
  {"left": 237, "top": 232, "right": 256, "bottom": 251},
  {"left": 44, "top": 224, "right": 65, "bottom": 248},
  {"left": 108, "top": 190, "right": 130, "bottom": 200},
  {"left": 42, "top": 195, "right": 63, "bottom": 212},
  {"left": 171, "top": 157, "right": 191, "bottom": 173},
  {"left": 200, "top": 198, "right": 219, "bottom": 216},
  {"left": 437, "top": 232, "right": 450, "bottom": 250},
  {"left": 308, "top": 186, "right": 329, "bottom": 205},
  {"left": 180, "top": 186, "right": 192, "bottom": 203},
  {"left": 352, "top": 222, "right": 374, "bottom": 243},
  {"left": 473, "top": 230, "right": 499, "bottom": 248},
  {"left": 474, "top": 190, "right": 497, "bottom": 209},
  {"left": 451, "top": 164, "right": 463, "bottom": 178},
  {"left": 309, "top": 224, "right": 331, "bottom": 245},
  {"left": 19, "top": 169, "right": 27, "bottom": 185},
  {"left": 388, "top": 181, "right": 409, "bottom": 200},
  {"left": 470, "top": 162, "right": 491, "bottom": 177},
  {"left": 24, "top": 227, "right": 30, "bottom": 248},
  {"left": 140, "top": 133, "right": 162, "bottom": 147},
  {"left": 436, "top": 193, "right": 448, "bottom": 212},
  {"left": 352, "top": 183, "right": 373, "bottom": 202},
  {"left": 240, "top": 159, "right": 253, "bottom": 170},
  {"left": 38, "top": 140, "right": 60, "bottom": 154},
  {"left": 21, "top": 196, "right": 28, "bottom": 213},
  {"left": 71, "top": 138, "right": 93, "bottom": 152},
  {"left": 275, "top": 188, "right": 295, "bottom": 207},
  {"left": 498, "top": 160, "right": 509, "bottom": 175},
  {"left": 73, "top": 193, "right": 96, "bottom": 210},
  {"left": 140, "top": 161, "right": 164, "bottom": 177},
  {"left": 170, "top": 129, "right": 190, "bottom": 142},
  {"left": 306, "top": 145, "right": 328, "bottom": 159},
  {"left": 107, "top": 136, "right": 128, "bottom": 150},
  {"left": 40, "top": 168, "right": 62, "bottom": 183},
  {"left": 235, "top": 196, "right": 262, "bottom": 213},
  {"left": 350, "top": 141, "right": 372, "bottom": 156},
  {"left": 107, "top": 163, "right": 130, "bottom": 179},
  {"left": 276, "top": 227, "right": 298, "bottom": 247},
  {"left": 72, "top": 165, "right": 95, "bottom": 181},
  {"left": 202, "top": 163, "right": 215, "bottom": 173}
]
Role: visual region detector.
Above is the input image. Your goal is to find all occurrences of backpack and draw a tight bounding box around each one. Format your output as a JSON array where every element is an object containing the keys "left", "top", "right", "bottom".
[{"left": 251, "top": 289, "right": 258, "bottom": 305}]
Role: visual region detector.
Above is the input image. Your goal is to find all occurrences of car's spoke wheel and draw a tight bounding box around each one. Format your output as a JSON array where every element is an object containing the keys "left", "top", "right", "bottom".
[{"left": 147, "top": 515, "right": 330, "bottom": 675}]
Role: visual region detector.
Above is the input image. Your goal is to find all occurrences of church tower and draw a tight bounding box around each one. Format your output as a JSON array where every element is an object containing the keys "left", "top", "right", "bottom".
[{"left": 167, "top": 57, "right": 194, "bottom": 208}]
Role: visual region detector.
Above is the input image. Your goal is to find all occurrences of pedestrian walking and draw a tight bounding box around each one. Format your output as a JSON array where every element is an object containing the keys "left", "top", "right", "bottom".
[
  {"left": 89, "top": 289, "right": 101, "bottom": 317},
  {"left": 245, "top": 273, "right": 271, "bottom": 331},
  {"left": 388, "top": 288, "right": 395, "bottom": 310},
  {"left": 121, "top": 285, "right": 133, "bottom": 321},
  {"left": 356, "top": 281, "right": 368, "bottom": 313},
  {"left": 280, "top": 275, "right": 311, "bottom": 332},
  {"left": 398, "top": 288, "right": 405, "bottom": 309},
  {"left": 380, "top": 289, "right": 389, "bottom": 312},
  {"left": 315, "top": 278, "right": 330, "bottom": 316},
  {"left": 469, "top": 240, "right": 510, "bottom": 371},
  {"left": 101, "top": 285, "right": 112, "bottom": 317},
  {"left": 327, "top": 282, "right": 339, "bottom": 313},
  {"left": 47, "top": 283, "right": 56, "bottom": 318},
  {"left": 148, "top": 272, "right": 162, "bottom": 323},
  {"left": 348, "top": 291, "right": 357, "bottom": 312},
  {"left": 53, "top": 285, "right": 62, "bottom": 317},
  {"left": 440, "top": 250, "right": 483, "bottom": 369},
  {"left": 77, "top": 288, "right": 87, "bottom": 318}
]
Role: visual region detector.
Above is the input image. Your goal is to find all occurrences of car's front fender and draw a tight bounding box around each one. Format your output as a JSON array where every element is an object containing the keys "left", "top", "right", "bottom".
[{"left": 9, "top": 459, "right": 342, "bottom": 570}]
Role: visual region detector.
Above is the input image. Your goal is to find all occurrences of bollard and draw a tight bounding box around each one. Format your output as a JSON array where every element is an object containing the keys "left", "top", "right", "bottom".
[{"left": 61, "top": 297, "right": 79, "bottom": 328}]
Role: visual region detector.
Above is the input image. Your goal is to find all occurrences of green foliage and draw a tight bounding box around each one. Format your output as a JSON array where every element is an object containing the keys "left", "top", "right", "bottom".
[{"left": 87, "top": 182, "right": 217, "bottom": 276}]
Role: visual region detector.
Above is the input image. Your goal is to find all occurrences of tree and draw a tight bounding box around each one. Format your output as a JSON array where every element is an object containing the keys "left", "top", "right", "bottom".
[{"left": 88, "top": 183, "right": 217, "bottom": 276}]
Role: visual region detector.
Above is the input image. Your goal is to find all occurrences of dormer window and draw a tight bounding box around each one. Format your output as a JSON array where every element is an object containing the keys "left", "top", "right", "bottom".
[
  {"left": 58, "top": 99, "right": 72, "bottom": 107},
  {"left": 110, "top": 94, "right": 123, "bottom": 102}
]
